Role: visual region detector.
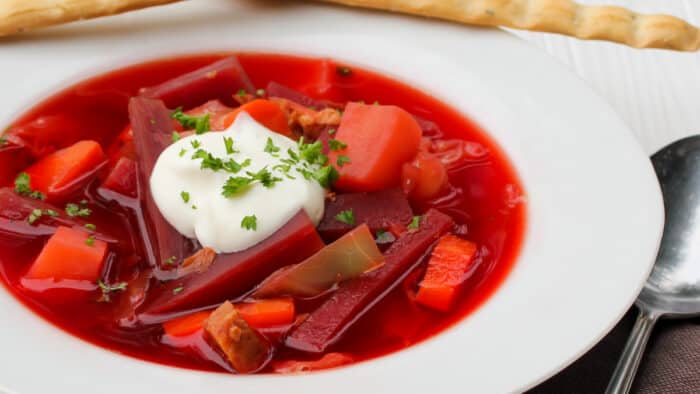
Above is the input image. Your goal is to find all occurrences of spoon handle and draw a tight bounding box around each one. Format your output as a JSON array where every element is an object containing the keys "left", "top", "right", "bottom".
[{"left": 605, "top": 310, "right": 659, "bottom": 394}]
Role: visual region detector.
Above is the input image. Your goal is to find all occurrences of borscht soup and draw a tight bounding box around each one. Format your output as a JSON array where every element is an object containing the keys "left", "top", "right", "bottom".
[{"left": 0, "top": 53, "right": 525, "bottom": 374}]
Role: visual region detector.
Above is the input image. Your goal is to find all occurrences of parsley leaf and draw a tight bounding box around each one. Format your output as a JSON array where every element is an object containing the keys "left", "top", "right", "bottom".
[
  {"left": 337, "top": 155, "right": 351, "bottom": 167},
  {"left": 264, "top": 137, "right": 280, "bottom": 154},
  {"left": 171, "top": 108, "right": 210, "bottom": 134},
  {"left": 335, "top": 209, "right": 355, "bottom": 225},
  {"left": 65, "top": 203, "right": 91, "bottom": 217},
  {"left": 191, "top": 149, "right": 224, "bottom": 171},
  {"left": 223, "top": 136, "right": 237, "bottom": 155},
  {"left": 179, "top": 148, "right": 187, "bottom": 157},
  {"left": 408, "top": 215, "right": 421, "bottom": 230},
  {"left": 246, "top": 167, "right": 282, "bottom": 188},
  {"left": 27, "top": 209, "right": 43, "bottom": 225},
  {"left": 191, "top": 140, "right": 201, "bottom": 149},
  {"left": 375, "top": 229, "right": 396, "bottom": 244},
  {"left": 85, "top": 235, "right": 96, "bottom": 247},
  {"left": 313, "top": 165, "right": 340, "bottom": 188},
  {"left": 14, "top": 173, "right": 44, "bottom": 200},
  {"left": 97, "top": 280, "right": 127, "bottom": 303},
  {"left": 171, "top": 131, "right": 180, "bottom": 143},
  {"left": 180, "top": 191, "right": 190, "bottom": 203},
  {"left": 173, "top": 286, "right": 185, "bottom": 295},
  {"left": 328, "top": 139, "right": 347, "bottom": 151},
  {"left": 222, "top": 176, "right": 253, "bottom": 197},
  {"left": 85, "top": 223, "right": 97, "bottom": 231},
  {"left": 327, "top": 128, "right": 336, "bottom": 135},
  {"left": 165, "top": 256, "right": 177, "bottom": 265},
  {"left": 241, "top": 215, "right": 257, "bottom": 231},
  {"left": 0, "top": 136, "right": 7, "bottom": 146}
]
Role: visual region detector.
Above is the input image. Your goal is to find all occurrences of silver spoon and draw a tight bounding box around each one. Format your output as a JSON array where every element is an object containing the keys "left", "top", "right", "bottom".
[{"left": 606, "top": 136, "right": 700, "bottom": 394}]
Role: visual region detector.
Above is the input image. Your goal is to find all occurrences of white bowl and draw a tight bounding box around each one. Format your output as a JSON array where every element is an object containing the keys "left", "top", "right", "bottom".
[{"left": 0, "top": 1, "right": 663, "bottom": 393}]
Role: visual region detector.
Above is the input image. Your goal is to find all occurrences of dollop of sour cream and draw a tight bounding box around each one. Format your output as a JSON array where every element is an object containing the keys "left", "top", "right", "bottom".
[{"left": 150, "top": 113, "right": 325, "bottom": 253}]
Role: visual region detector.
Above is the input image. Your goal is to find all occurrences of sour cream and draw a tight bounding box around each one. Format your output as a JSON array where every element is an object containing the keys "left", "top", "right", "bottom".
[{"left": 150, "top": 113, "right": 325, "bottom": 253}]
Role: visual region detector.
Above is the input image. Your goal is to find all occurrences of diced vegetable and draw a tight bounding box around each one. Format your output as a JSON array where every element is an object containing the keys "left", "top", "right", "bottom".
[
  {"left": 236, "top": 298, "right": 295, "bottom": 328},
  {"left": 415, "top": 235, "right": 478, "bottom": 312},
  {"left": 23, "top": 140, "right": 106, "bottom": 201},
  {"left": 186, "top": 100, "right": 234, "bottom": 131},
  {"left": 178, "top": 247, "right": 217, "bottom": 275},
  {"left": 253, "top": 224, "right": 384, "bottom": 298},
  {"left": 140, "top": 210, "right": 324, "bottom": 316},
  {"left": 317, "top": 188, "right": 413, "bottom": 241},
  {"left": 140, "top": 56, "right": 255, "bottom": 109},
  {"left": 105, "top": 126, "right": 136, "bottom": 166},
  {"left": 272, "top": 353, "right": 354, "bottom": 373},
  {"left": 271, "top": 98, "right": 341, "bottom": 140},
  {"left": 285, "top": 209, "right": 454, "bottom": 353},
  {"left": 266, "top": 81, "right": 332, "bottom": 110},
  {"left": 203, "top": 301, "right": 271, "bottom": 373},
  {"left": 0, "top": 142, "right": 32, "bottom": 186},
  {"left": 163, "top": 310, "right": 212, "bottom": 337},
  {"left": 25, "top": 226, "right": 107, "bottom": 282},
  {"left": 330, "top": 103, "right": 422, "bottom": 192},
  {"left": 401, "top": 153, "right": 449, "bottom": 202},
  {"left": 129, "top": 97, "right": 198, "bottom": 269},
  {"left": 223, "top": 99, "right": 293, "bottom": 137},
  {"left": 100, "top": 157, "right": 137, "bottom": 198}
]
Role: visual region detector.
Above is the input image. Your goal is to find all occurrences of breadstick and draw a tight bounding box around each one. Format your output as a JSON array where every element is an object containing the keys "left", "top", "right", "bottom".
[
  {"left": 0, "top": 0, "right": 182, "bottom": 36},
  {"left": 319, "top": 0, "right": 700, "bottom": 51}
]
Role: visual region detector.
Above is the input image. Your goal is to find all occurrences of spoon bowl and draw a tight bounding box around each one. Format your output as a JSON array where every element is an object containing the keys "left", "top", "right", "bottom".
[{"left": 607, "top": 135, "right": 700, "bottom": 394}]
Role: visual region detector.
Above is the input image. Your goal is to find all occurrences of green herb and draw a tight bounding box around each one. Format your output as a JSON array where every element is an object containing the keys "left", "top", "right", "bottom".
[
  {"left": 256, "top": 88, "right": 266, "bottom": 96},
  {"left": 328, "top": 139, "right": 347, "bottom": 151},
  {"left": 297, "top": 139, "right": 327, "bottom": 166},
  {"left": 336, "top": 155, "right": 351, "bottom": 167},
  {"left": 85, "top": 223, "right": 97, "bottom": 231},
  {"left": 45, "top": 209, "right": 59, "bottom": 217},
  {"left": 65, "top": 203, "right": 91, "bottom": 217},
  {"left": 27, "top": 209, "right": 43, "bottom": 225},
  {"left": 313, "top": 165, "right": 339, "bottom": 188},
  {"left": 327, "top": 128, "right": 336, "bottom": 135},
  {"left": 191, "top": 140, "right": 201, "bottom": 149},
  {"left": 165, "top": 256, "right": 177, "bottom": 265},
  {"left": 173, "top": 286, "right": 185, "bottom": 295},
  {"left": 179, "top": 148, "right": 187, "bottom": 157},
  {"left": 335, "top": 209, "right": 355, "bottom": 225},
  {"left": 97, "top": 280, "right": 128, "bottom": 303},
  {"left": 85, "top": 235, "right": 96, "bottom": 247},
  {"left": 375, "top": 229, "right": 396, "bottom": 244},
  {"left": 246, "top": 167, "right": 282, "bottom": 188},
  {"left": 191, "top": 149, "right": 224, "bottom": 171},
  {"left": 180, "top": 191, "right": 190, "bottom": 203},
  {"left": 171, "top": 131, "right": 180, "bottom": 143},
  {"left": 14, "top": 173, "right": 44, "bottom": 200},
  {"left": 222, "top": 176, "right": 253, "bottom": 197},
  {"left": 171, "top": 108, "right": 210, "bottom": 134},
  {"left": 0, "top": 136, "right": 7, "bottom": 146},
  {"left": 336, "top": 66, "right": 352, "bottom": 76},
  {"left": 192, "top": 205, "right": 197, "bottom": 210},
  {"left": 408, "top": 215, "right": 421, "bottom": 230},
  {"left": 237, "top": 89, "right": 247, "bottom": 97},
  {"left": 223, "top": 136, "right": 237, "bottom": 155},
  {"left": 264, "top": 137, "right": 280, "bottom": 154},
  {"left": 241, "top": 215, "right": 257, "bottom": 231}
]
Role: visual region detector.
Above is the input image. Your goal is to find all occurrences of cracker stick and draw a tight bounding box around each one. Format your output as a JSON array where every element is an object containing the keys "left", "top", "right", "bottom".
[
  {"left": 320, "top": 0, "right": 700, "bottom": 51},
  {"left": 0, "top": 0, "right": 182, "bottom": 36}
]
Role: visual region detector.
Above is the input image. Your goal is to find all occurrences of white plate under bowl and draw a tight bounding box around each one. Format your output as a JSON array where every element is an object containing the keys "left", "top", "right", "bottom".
[{"left": 0, "top": 1, "right": 663, "bottom": 393}]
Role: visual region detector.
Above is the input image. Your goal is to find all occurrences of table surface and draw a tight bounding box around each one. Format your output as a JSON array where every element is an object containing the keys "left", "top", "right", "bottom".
[{"left": 511, "top": 0, "right": 700, "bottom": 156}]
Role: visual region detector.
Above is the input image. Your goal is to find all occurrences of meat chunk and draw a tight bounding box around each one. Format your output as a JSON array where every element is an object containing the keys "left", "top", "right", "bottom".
[
  {"left": 271, "top": 98, "right": 341, "bottom": 139},
  {"left": 203, "top": 301, "right": 272, "bottom": 373}
]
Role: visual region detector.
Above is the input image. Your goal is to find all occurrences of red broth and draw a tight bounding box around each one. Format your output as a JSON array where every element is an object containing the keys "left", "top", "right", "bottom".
[{"left": 0, "top": 53, "right": 526, "bottom": 372}]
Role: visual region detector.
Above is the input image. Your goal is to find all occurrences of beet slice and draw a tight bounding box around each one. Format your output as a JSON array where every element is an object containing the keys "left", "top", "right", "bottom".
[
  {"left": 0, "top": 142, "right": 32, "bottom": 186},
  {"left": 317, "top": 188, "right": 413, "bottom": 241},
  {"left": 128, "top": 97, "right": 197, "bottom": 270},
  {"left": 140, "top": 210, "right": 324, "bottom": 318},
  {"left": 100, "top": 157, "right": 137, "bottom": 199},
  {"left": 266, "top": 81, "right": 331, "bottom": 110},
  {"left": 140, "top": 56, "right": 255, "bottom": 109},
  {"left": 285, "top": 209, "right": 454, "bottom": 353}
]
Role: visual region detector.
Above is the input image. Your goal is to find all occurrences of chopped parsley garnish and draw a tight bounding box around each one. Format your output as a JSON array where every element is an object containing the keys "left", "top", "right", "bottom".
[
  {"left": 237, "top": 89, "right": 247, "bottom": 97},
  {"left": 179, "top": 148, "right": 187, "bottom": 157},
  {"left": 241, "top": 215, "right": 257, "bottom": 231},
  {"left": 171, "top": 108, "right": 210, "bottom": 134},
  {"left": 97, "top": 280, "right": 127, "bottom": 303},
  {"left": 191, "top": 140, "right": 201, "bottom": 149},
  {"left": 335, "top": 209, "right": 355, "bottom": 225},
  {"left": 297, "top": 138, "right": 326, "bottom": 166},
  {"left": 0, "top": 136, "right": 7, "bottom": 146},
  {"left": 65, "top": 203, "right": 91, "bottom": 217},
  {"left": 408, "top": 215, "right": 421, "bottom": 230},
  {"left": 222, "top": 176, "right": 253, "bottom": 197},
  {"left": 337, "top": 155, "right": 351, "bottom": 167},
  {"left": 14, "top": 173, "right": 44, "bottom": 200},
  {"left": 313, "top": 165, "right": 339, "bottom": 188},
  {"left": 45, "top": 209, "right": 59, "bottom": 217},
  {"left": 27, "top": 209, "right": 58, "bottom": 225},
  {"left": 327, "top": 128, "right": 336, "bottom": 135},
  {"left": 165, "top": 256, "right": 177, "bottom": 265},
  {"left": 171, "top": 131, "right": 180, "bottom": 143},
  {"left": 191, "top": 149, "right": 224, "bottom": 171},
  {"left": 328, "top": 139, "right": 347, "bottom": 151},
  {"left": 173, "top": 286, "right": 185, "bottom": 295},
  {"left": 264, "top": 137, "right": 280, "bottom": 154},
  {"left": 223, "top": 158, "right": 250, "bottom": 173},
  {"left": 336, "top": 66, "right": 352, "bottom": 76},
  {"left": 192, "top": 205, "right": 197, "bottom": 210},
  {"left": 85, "top": 223, "right": 97, "bottom": 231},
  {"left": 247, "top": 167, "right": 282, "bottom": 188},
  {"left": 375, "top": 229, "right": 396, "bottom": 244},
  {"left": 85, "top": 235, "right": 96, "bottom": 247},
  {"left": 223, "top": 136, "right": 237, "bottom": 155},
  {"left": 180, "top": 191, "right": 190, "bottom": 203}
]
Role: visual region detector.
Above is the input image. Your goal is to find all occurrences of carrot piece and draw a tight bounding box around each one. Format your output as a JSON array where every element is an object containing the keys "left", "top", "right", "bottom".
[
  {"left": 401, "top": 153, "right": 449, "bottom": 202},
  {"left": 23, "top": 140, "right": 106, "bottom": 201},
  {"left": 26, "top": 226, "right": 108, "bottom": 282},
  {"left": 236, "top": 298, "right": 295, "bottom": 328},
  {"left": 415, "top": 234, "right": 478, "bottom": 312},
  {"left": 163, "top": 310, "right": 212, "bottom": 337},
  {"left": 330, "top": 103, "right": 422, "bottom": 192},
  {"left": 223, "top": 99, "right": 293, "bottom": 137}
]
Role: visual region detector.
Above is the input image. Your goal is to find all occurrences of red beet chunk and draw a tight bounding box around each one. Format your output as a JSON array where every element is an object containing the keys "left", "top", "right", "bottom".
[
  {"left": 285, "top": 209, "right": 454, "bottom": 353},
  {"left": 0, "top": 142, "right": 32, "bottom": 186},
  {"left": 317, "top": 188, "right": 413, "bottom": 241},
  {"left": 100, "top": 157, "right": 137, "bottom": 199},
  {"left": 129, "top": 97, "right": 198, "bottom": 269},
  {"left": 140, "top": 210, "right": 324, "bottom": 317},
  {"left": 140, "top": 57, "right": 255, "bottom": 109},
  {"left": 266, "top": 81, "right": 332, "bottom": 110}
]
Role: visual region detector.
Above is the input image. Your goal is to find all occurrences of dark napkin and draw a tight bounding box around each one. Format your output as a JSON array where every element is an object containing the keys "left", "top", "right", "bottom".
[{"left": 529, "top": 308, "right": 700, "bottom": 393}]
